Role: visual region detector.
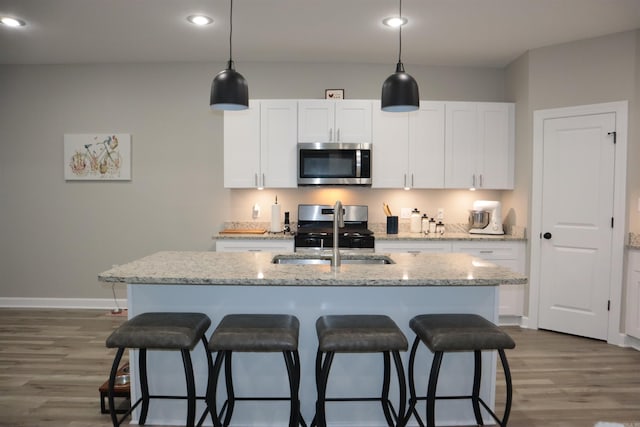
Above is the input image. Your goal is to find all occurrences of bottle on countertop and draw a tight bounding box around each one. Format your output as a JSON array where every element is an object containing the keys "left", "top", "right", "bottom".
[
  {"left": 436, "top": 221, "right": 445, "bottom": 235},
  {"left": 428, "top": 217, "right": 437, "bottom": 234},
  {"left": 421, "top": 214, "right": 429, "bottom": 234},
  {"left": 410, "top": 209, "right": 422, "bottom": 233}
]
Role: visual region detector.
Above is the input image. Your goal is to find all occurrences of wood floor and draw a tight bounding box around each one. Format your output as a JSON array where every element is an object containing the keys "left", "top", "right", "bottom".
[{"left": 1, "top": 308, "right": 639, "bottom": 427}]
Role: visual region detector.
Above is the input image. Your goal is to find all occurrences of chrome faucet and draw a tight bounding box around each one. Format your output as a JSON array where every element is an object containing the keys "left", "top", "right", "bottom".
[{"left": 332, "top": 200, "right": 344, "bottom": 269}]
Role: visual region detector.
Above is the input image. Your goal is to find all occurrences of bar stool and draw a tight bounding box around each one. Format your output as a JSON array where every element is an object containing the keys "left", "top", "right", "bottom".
[
  {"left": 199, "top": 314, "right": 304, "bottom": 427},
  {"left": 312, "top": 315, "right": 408, "bottom": 427},
  {"left": 105, "top": 312, "right": 212, "bottom": 427},
  {"left": 404, "top": 313, "right": 516, "bottom": 427}
]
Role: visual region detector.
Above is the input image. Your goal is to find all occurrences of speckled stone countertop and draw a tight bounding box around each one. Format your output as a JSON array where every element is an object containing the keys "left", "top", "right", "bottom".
[
  {"left": 98, "top": 251, "right": 527, "bottom": 287},
  {"left": 374, "top": 232, "right": 526, "bottom": 241},
  {"left": 629, "top": 232, "right": 640, "bottom": 249}
]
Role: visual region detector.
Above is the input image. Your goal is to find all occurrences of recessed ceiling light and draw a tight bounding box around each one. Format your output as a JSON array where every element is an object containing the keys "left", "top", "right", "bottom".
[
  {"left": 187, "top": 15, "right": 213, "bottom": 26},
  {"left": 382, "top": 16, "right": 407, "bottom": 28},
  {"left": 1, "top": 16, "right": 26, "bottom": 27}
]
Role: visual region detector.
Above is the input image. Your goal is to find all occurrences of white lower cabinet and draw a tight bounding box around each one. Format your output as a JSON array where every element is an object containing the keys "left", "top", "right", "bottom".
[
  {"left": 626, "top": 250, "right": 640, "bottom": 339},
  {"left": 376, "top": 240, "right": 526, "bottom": 317},
  {"left": 215, "top": 240, "right": 294, "bottom": 253}
]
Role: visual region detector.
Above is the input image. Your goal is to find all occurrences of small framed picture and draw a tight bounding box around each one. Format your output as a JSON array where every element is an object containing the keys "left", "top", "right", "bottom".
[{"left": 325, "top": 89, "right": 344, "bottom": 100}]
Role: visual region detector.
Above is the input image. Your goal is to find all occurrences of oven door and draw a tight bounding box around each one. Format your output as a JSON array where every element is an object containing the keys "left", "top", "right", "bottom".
[{"left": 297, "top": 143, "right": 371, "bottom": 185}]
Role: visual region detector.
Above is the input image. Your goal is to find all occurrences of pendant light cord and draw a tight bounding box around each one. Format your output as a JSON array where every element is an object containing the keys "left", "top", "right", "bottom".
[
  {"left": 228, "top": 0, "right": 234, "bottom": 63},
  {"left": 398, "top": 0, "right": 403, "bottom": 63}
]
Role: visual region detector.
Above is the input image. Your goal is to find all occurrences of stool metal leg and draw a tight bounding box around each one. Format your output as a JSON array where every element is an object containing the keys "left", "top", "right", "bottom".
[
  {"left": 180, "top": 349, "right": 196, "bottom": 427},
  {"left": 426, "top": 351, "right": 443, "bottom": 427},
  {"left": 404, "top": 336, "right": 423, "bottom": 427},
  {"left": 498, "top": 349, "right": 513, "bottom": 426},
  {"left": 392, "top": 350, "right": 407, "bottom": 427},
  {"left": 108, "top": 347, "right": 126, "bottom": 427},
  {"left": 381, "top": 352, "right": 393, "bottom": 425},
  {"left": 472, "top": 350, "right": 484, "bottom": 425},
  {"left": 283, "top": 350, "right": 302, "bottom": 427},
  {"left": 138, "top": 348, "right": 150, "bottom": 425},
  {"left": 207, "top": 351, "right": 225, "bottom": 427},
  {"left": 222, "top": 351, "right": 235, "bottom": 427},
  {"left": 313, "top": 350, "right": 334, "bottom": 427}
]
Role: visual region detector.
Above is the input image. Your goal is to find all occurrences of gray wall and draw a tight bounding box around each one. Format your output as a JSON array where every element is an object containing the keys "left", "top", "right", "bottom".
[{"left": 0, "top": 61, "right": 505, "bottom": 300}]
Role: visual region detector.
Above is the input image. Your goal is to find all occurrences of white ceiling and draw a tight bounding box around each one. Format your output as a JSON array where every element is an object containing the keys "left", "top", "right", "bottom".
[{"left": 1, "top": 0, "right": 640, "bottom": 67}]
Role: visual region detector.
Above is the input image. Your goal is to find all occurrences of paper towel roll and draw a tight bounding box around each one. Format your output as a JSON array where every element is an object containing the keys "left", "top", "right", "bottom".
[{"left": 270, "top": 203, "right": 282, "bottom": 232}]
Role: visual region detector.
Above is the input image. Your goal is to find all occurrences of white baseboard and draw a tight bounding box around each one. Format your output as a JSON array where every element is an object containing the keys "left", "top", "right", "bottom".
[
  {"left": 624, "top": 334, "right": 640, "bottom": 351},
  {"left": 0, "top": 297, "right": 127, "bottom": 310},
  {"left": 499, "top": 315, "right": 523, "bottom": 326}
]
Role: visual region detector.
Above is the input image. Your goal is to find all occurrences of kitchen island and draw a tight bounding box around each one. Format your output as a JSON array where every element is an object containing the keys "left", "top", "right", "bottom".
[{"left": 99, "top": 251, "right": 527, "bottom": 426}]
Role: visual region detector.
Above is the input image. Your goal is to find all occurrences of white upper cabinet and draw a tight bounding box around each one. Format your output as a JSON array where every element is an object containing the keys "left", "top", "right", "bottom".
[
  {"left": 298, "top": 100, "right": 372, "bottom": 143},
  {"left": 372, "top": 101, "right": 445, "bottom": 189},
  {"left": 224, "top": 100, "right": 298, "bottom": 188},
  {"left": 444, "top": 102, "right": 514, "bottom": 189}
]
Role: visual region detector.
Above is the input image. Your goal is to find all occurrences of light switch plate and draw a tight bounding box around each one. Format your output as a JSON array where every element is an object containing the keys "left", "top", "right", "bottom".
[{"left": 400, "top": 208, "right": 412, "bottom": 219}]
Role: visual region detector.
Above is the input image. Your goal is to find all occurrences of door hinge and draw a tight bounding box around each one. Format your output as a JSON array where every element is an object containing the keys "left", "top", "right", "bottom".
[
  {"left": 611, "top": 217, "right": 614, "bottom": 228},
  {"left": 608, "top": 131, "right": 617, "bottom": 144},
  {"left": 607, "top": 300, "right": 611, "bottom": 311}
]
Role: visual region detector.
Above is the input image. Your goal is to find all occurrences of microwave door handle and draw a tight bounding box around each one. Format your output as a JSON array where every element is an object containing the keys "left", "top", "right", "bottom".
[{"left": 355, "top": 150, "right": 361, "bottom": 178}]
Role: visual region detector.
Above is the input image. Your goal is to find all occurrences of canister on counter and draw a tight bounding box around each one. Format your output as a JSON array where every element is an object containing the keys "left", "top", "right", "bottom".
[{"left": 410, "top": 209, "right": 421, "bottom": 233}]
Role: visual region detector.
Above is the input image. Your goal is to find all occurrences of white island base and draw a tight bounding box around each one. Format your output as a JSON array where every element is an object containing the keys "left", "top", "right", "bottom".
[{"left": 125, "top": 283, "right": 501, "bottom": 427}]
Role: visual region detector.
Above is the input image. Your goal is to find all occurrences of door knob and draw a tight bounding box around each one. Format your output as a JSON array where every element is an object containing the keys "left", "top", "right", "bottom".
[{"left": 543, "top": 232, "right": 552, "bottom": 239}]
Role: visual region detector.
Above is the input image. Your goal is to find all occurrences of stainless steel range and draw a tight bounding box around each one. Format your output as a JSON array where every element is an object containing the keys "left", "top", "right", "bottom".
[{"left": 294, "top": 204, "right": 374, "bottom": 252}]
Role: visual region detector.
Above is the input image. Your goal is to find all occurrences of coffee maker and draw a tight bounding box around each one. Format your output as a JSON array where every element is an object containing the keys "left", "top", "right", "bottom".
[{"left": 468, "top": 200, "right": 504, "bottom": 235}]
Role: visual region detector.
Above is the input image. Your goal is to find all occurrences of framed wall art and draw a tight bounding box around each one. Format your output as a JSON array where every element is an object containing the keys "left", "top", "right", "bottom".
[
  {"left": 325, "top": 89, "right": 344, "bottom": 100},
  {"left": 64, "top": 133, "right": 131, "bottom": 181}
]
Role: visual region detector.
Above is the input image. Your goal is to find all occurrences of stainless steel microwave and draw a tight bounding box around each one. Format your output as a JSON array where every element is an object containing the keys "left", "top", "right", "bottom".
[{"left": 297, "top": 142, "right": 372, "bottom": 186}]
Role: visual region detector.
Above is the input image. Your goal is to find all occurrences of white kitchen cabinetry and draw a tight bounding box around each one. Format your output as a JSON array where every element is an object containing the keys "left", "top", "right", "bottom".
[
  {"left": 444, "top": 102, "right": 515, "bottom": 189},
  {"left": 452, "top": 241, "right": 525, "bottom": 317},
  {"left": 372, "top": 101, "right": 445, "bottom": 188},
  {"left": 626, "top": 250, "right": 640, "bottom": 339},
  {"left": 216, "top": 239, "right": 294, "bottom": 253},
  {"left": 298, "top": 100, "right": 371, "bottom": 143},
  {"left": 224, "top": 100, "right": 297, "bottom": 188},
  {"left": 375, "top": 241, "right": 452, "bottom": 254}
]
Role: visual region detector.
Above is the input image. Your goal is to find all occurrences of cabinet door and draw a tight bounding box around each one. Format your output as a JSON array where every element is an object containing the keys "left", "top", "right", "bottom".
[
  {"left": 224, "top": 100, "right": 260, "bottom": 188},
  {"left": 298, "top": 100, "right": 334, "bottom": 142},
  {"left": 444, "top": 102, "right": 477, "bottom": 189},
  {"left": 627, "top": 251, "right": 640, "bottom": 339},
  {"left": 478, "top": 103, "right": 514, "bottom": 189},
  {"left": 260, "top": 100, "right": 298, "bottom": 188},
  {"left": 372, "top": 101, "right": 409, "bottom": 188},
  {"left": 409, "top": 102, "right": 445, "bottom": 188},
  {"left": 452, "top": 241, "right": 525, "bottom": 316},
  {"left": 335, "top": 100, "right": 372, "bottom": 143}
]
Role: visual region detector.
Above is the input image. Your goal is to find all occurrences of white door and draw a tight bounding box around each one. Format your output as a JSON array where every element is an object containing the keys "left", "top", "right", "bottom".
[
  {"left": 260, "top": 100, "right": 298, "bottom": 188},
  {"left": 298, "top": 100, "right": 334, "bottom": 142},
  {"left": 335, "top": 100, "right": 372, "bottom": 143},
  {"left": 409, "top": 101, "right": 445, "bottom": 188},
  {"left": 538, "top": 112, "right": 616, "bottom": 340},
  {"left": 224, "top": 100, "right": 260, "bottom": 188}
]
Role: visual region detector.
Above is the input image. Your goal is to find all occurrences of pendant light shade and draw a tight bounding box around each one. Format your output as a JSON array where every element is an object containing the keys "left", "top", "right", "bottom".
[
  {"left": 381, "top": 62, "right": 419, "bottom": 112},
  {"left": 210, "top": 60, "right": 248, "bottom": 110},
  {"left": 381, "top": 0, "right": 419, "bottom": 112},
  {"left": 210, "top": 0, "right": 248, "bottom": 111}
]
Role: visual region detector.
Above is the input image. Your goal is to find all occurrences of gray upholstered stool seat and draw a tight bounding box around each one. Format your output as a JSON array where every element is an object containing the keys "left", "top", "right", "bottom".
[
  {"left": 404, "top": 313, "right": 515, "bottom": 427},
  {"left": 208, "top": 313, "right": 299, "bottom": 352},
  {"left": 316, "top": 314, "right": 409, "bottom": 353},
  {"left": 311, "top": 315, "right": 407, "bottom": 427},
  {"left": 106, "top": 312, "right": 212, "bottom": 350},
  {"left": 200, "top": 314, "right": 304, "bottom": 427},
  {"left": 105, "top": 312, "right": 212, "bottom": 427},
  {"left": 410, "top": 313, "right": 516, "bottom": 352}
]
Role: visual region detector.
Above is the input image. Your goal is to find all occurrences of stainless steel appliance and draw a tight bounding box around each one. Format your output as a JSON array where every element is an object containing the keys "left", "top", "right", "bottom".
[
  {"left": 294, "top": 204, "right": 375, "bottom": 252},
  {"left": 297, "top": 142, "right": 372, "bottom": 186},
  {"left": 468, "top": 200, "right": 504, "bottom": 235}
]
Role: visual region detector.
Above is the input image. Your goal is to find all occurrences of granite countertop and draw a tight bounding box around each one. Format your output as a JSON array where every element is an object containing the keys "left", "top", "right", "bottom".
[
  {"left": 374, "top": 231, "right": 526, "bottom": 241},
  {"left": 98, "top": 251, "right": 527, "bottom": 287}
]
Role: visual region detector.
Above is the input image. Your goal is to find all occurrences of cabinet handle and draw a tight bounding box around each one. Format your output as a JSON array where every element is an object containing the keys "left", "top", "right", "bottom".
[
  {"left": 262, "top": 173, "right": 265, "bottom": 187},
  {"left": 407, "top": 250, "right": 421, "bottom": 254},
  {"left": 337, "top": 128, "right": 341, "bottom": 142},
  {"left": 254, "top": 173, "right": 258, "bottom": 187},
  {"left": 329, "top": 128, "right": 333, "bottom": 142},
  {"left": 480, "top": 250, "right": 494, "bottom": 254},
  {"left": 479, "top": 174, "right": 484, "bottom": 187},
  {"left": 404, "top": 174, "right": 407, "bottom": 188},
  {"left": 411, "top": 174, "right": 414, "bottom": 187},
  {"left": 248, "top": 249, "right": 262, "bottom": 252},
  {"left": 472, "top": 174, "right": 476, "bottom": 188}
]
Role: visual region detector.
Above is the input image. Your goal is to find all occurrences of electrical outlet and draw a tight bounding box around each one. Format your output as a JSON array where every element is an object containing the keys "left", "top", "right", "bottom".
[
  {"left": 437, "top": 208, "right": 444, "bottom": 220},
  {"left": 400, "top": 208, "right": 412, "bottom": 219},
  {"left": 252, "top": 204, "right": 261, "bottom": 219}
]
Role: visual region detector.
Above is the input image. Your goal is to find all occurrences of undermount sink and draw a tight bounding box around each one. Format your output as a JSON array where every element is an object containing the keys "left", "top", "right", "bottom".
[{"left": 272, "top": 254, "right": 395, "bottom": 265}]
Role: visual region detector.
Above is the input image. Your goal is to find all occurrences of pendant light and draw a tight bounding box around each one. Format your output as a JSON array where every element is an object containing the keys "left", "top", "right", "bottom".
[
  {"left": 210, "top": 0, "right": 248, "bottom": 110},
  {"left": 381, "top": 0, "right": 419, "bottom": 112}
]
